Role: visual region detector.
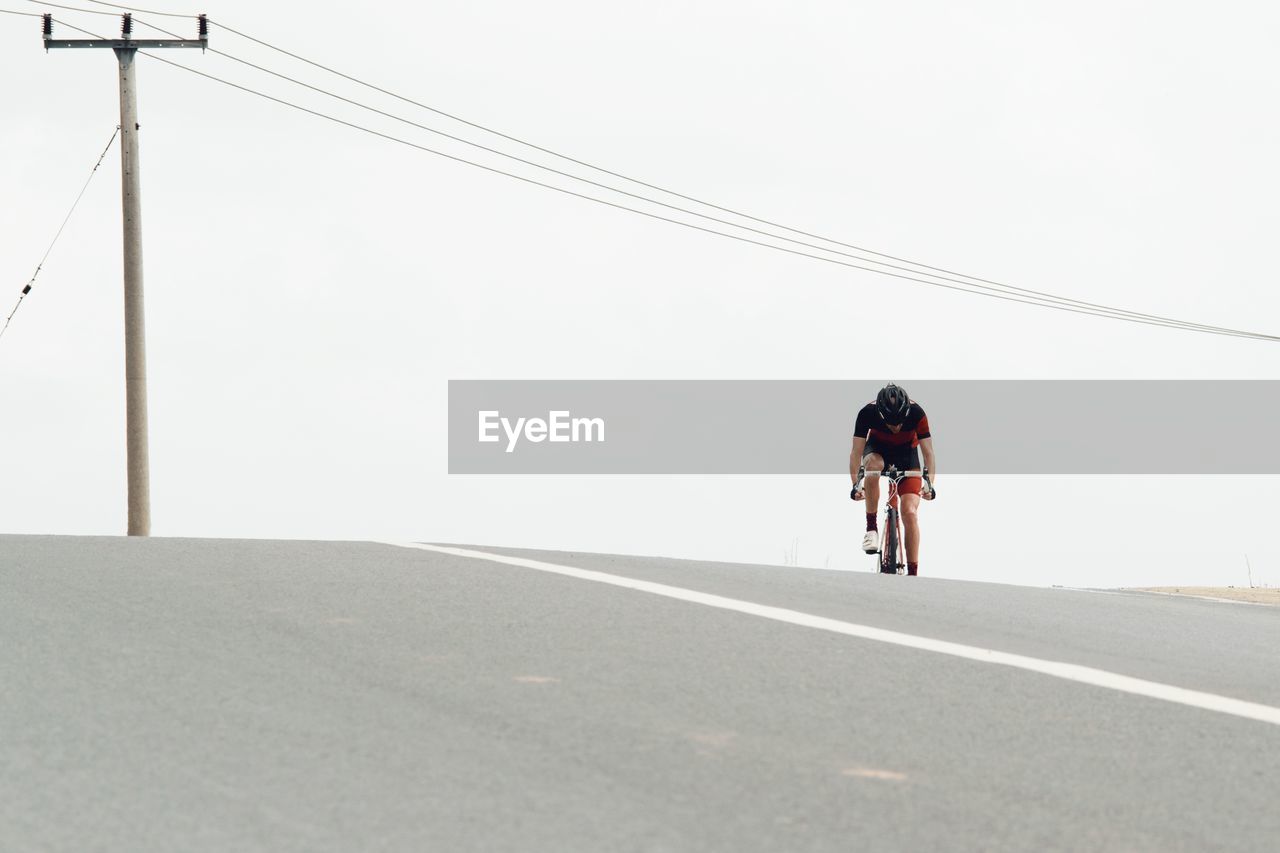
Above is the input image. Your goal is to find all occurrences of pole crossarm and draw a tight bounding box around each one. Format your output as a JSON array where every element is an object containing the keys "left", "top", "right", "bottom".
[
  {"left": 41, "top": 12, "right": 207, "bottom": 51},
  {"left": 46, "top": 39, "right": 206, "bottom": 49}
]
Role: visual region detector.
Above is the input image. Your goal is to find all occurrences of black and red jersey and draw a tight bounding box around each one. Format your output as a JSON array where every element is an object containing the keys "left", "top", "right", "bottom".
[{"left": 854, "top": 401, "right": 931, "bottom": 448}]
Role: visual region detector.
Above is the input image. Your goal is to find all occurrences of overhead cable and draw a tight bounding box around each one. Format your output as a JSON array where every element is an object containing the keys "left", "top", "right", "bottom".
[
  {"left": 83, "top": 0, "right": 191, "bottom": 17},
  {"left": 37, "top": 7, "right": 1277, "bottom": 337},
  {"left": 108, "top": 14, "right": 1274, "bottom": 338},
  {"left": 138, "top": 55, "right": 1280, "bottom": 340},
  {"left": 189, "top": 40, "right": 1255, "bottom": 336},
  {"left": 40, "top": 16, "right": 1280, "bottom": 342},
  {"left": 199, "top": 18, "right": 1259, "bottom": 335},
  {"left": 1, "top": 125, "right": 119, "bottom": 343},
  {"left": 37, "top": 3, "right": 1245, "bottom": 335}
]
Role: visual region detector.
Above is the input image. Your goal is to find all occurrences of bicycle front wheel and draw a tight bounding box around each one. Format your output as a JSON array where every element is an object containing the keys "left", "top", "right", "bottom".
[{"left": 880, "top": 508, "right": 899, "bottom": 574}]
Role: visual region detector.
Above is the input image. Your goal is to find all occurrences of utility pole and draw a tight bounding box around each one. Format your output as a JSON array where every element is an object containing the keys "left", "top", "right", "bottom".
[{"left": 43, "top": 13, "right": 207, "bottom": 536}]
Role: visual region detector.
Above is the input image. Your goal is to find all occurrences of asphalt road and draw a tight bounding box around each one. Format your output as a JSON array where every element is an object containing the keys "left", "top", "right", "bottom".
[{"left": 2, "top": 535, "right": 1278, "bottom": 852}]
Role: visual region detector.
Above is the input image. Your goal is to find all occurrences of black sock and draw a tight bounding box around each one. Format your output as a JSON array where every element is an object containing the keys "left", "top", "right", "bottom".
[
  {"left": 907, "top": 562, "right": 918, "bottom": 576},
  {"left": 866, "top": 513, "right": 877, "bottom": 532}
]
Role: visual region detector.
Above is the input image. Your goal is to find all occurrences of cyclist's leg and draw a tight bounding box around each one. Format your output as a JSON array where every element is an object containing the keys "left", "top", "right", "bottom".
[
  {"left": 861, "top": 451, "right": 885, "bottom": 516},
  {"left": 892, "top": 444, "right": 924, "bottom": 570},
  {"left": 859, "top": 452, "right": 886, "bottom": 553},
  {"left": 900, "top": 491, "right": 922, "bottom": 564}
]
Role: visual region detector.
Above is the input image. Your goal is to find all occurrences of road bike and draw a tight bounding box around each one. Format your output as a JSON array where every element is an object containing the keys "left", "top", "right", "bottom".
[{"left": 854, "top": 465, "right": 932, "bottom": 575}]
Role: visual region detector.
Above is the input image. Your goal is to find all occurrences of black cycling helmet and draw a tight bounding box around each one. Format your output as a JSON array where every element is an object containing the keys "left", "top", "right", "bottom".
[{"left": 875, "top": 383, "right": 912, "bottom": 423}]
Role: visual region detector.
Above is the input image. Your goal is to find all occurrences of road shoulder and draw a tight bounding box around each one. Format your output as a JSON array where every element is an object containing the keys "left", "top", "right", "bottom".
[{"left": 1126, "top": 587, "right": 1280, "bottom": 606}]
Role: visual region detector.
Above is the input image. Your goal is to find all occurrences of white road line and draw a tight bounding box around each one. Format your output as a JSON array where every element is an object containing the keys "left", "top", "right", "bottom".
[{"left": 382, "top": 542, "right": 1280, "bottom": 728}]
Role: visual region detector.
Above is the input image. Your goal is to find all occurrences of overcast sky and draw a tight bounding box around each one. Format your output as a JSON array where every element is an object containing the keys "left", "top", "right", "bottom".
[{"left": 3, "top": 1, "right": 1279, "bottom": 588}]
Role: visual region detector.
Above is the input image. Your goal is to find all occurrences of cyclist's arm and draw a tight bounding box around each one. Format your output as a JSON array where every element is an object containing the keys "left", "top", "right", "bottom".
[
  {"left": 919, "top": 436, "right": 936, "bottom": 484},
  {"left": 850, "top": 436, "right": 866, "bottom": 484}
]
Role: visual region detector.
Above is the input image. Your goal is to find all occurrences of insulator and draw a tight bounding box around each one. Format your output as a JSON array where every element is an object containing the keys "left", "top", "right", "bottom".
[
  {"left": 121, "top": 13, "right": 132, "bottom": 38},
  {"left": 42, "top": 13, "right": 52, "bottom": 38},
  {"left": 197, "top": 14, "right": 208, "bottom": 39}
]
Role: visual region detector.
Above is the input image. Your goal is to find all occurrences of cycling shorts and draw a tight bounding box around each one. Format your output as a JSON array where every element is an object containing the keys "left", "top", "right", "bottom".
[{"left": 863, "top": 442, "right": 923, "bottom": 496}]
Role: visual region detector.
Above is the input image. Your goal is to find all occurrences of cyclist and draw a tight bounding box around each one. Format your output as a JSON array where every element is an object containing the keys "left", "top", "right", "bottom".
[{"left": 850, "top": 383, "right": 936, "bottom": 576}]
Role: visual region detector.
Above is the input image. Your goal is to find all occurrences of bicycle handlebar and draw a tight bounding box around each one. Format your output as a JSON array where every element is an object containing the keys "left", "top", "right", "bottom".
[{"left": 852, "top": 466, "right": 934, "bottom": 499}]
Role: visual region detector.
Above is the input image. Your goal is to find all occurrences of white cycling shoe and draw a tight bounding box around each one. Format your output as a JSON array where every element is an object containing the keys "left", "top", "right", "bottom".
[{"left": 861, "top": 530, "right": 879, "bottom": 554}]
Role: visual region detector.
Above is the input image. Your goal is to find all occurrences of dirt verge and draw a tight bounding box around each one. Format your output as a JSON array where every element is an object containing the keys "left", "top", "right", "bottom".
[{"left": 1129, "top": 587, "right": 1280, "bottom": 606}]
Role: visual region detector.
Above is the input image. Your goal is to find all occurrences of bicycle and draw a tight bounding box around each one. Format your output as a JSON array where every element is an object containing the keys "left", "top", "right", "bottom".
[{"left": 853, "top": 465, "right": 933, "bottom": 575}]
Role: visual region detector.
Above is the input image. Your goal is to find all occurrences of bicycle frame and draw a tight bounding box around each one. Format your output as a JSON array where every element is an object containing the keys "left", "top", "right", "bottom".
[{"left": 858, "top": 465, "right": 925, "bottom": 575}]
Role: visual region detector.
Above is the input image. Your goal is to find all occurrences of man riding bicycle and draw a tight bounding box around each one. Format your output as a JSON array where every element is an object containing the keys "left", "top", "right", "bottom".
[{"left": 850, "top": 383, "right": 936, "bottom": 576}]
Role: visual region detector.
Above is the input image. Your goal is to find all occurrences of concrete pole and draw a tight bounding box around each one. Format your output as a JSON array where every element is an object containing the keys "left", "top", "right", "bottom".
[{"left": 116, "top": 47, "right": 150, "bottom": 536}]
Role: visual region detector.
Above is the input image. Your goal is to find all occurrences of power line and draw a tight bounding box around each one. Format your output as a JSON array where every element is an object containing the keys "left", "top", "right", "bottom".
[
  {"left": 133, "top": 55, "right": 1278, "bottom": 341},
  {"left": 37, "top": 17, "right": 1280, "bottom": 342},
  {"left": 83, "top": 0, "right": 190, "bottom": 17},
  {"left": 193, "top": 41, "right": 1255, "bottom": 337},
  {"left": 29, "top": 4, "right": 1242, "bottom": 336},
  {"left": 22, "top": 0, "right": 116, "bottom": 14},
  {"left": 200, "top": 18, "right": 1262, "bottom": 336},
  {"left": 95, "top": 13, "right": 1275, "bottom": 339},
  {"left": 1, "top": 124, "right": 119, "bottom": 343},
  {"left": 74, "top": 9, "right": 1086, "bottom": 314},
  {"left": 32, "top": 7, "right": 1278, "bottom": 338}
]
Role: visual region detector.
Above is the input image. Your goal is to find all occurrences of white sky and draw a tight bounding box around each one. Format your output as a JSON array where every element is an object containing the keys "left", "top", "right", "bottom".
[{"left": 3, "top": 1, "right": 1279, "bottom": 588}]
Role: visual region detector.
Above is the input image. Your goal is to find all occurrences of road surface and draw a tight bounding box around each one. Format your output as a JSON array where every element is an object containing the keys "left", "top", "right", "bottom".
[{"left": 2, "top": 535, "right": 1277, "bottom": 851}]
